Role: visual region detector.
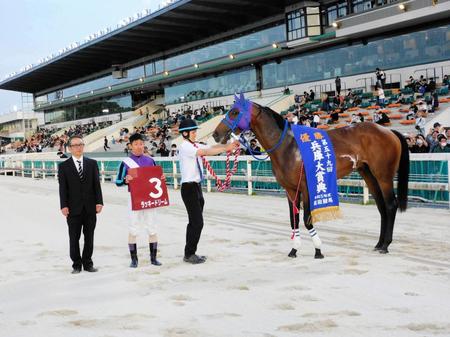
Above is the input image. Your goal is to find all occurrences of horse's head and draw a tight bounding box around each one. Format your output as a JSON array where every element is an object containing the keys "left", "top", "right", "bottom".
[{"left": 213, "top": 93, "right": 253, "bottom": 143}]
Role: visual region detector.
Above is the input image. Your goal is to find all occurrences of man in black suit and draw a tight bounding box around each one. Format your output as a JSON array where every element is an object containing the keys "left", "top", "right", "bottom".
[{"left": 58, "top": 135, "right": 103, "bottom": 274}]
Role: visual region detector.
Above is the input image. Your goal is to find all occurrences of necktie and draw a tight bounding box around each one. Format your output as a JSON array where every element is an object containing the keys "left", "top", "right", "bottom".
[
  {"left": 191, "top": 143, "right": 203, "bottom": 181},
  {"left": 77, "top": 160, "right": 84, "bottom": 180},
  {"left": 196, "top": 157, "right": 203, "bottom": 181}
]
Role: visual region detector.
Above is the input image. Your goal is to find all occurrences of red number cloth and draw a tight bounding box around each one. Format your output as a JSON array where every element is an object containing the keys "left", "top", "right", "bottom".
[{"left": 128, "top": 166, "right": 170, "bottom": 211}]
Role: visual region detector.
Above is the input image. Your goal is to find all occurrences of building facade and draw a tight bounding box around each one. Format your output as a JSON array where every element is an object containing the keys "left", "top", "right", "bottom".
[{"left": 0, "top": 0, "right": 449, "bottom": 125}]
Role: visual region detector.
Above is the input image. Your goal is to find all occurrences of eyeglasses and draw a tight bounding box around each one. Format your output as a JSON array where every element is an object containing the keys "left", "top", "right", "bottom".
[{"left": 70, "top": 143, "right": 84, "bottom": 148}]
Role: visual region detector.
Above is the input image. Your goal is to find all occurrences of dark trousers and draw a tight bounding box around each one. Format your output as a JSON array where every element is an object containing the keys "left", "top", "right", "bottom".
[
  {"left": 181, "top": 182, "right": 204, "bottom": 257},
  {"left": 67, "top": 208, "right": 96, "bottom": 269}
]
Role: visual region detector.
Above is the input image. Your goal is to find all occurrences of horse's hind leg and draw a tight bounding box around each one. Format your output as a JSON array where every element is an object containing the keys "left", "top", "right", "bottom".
[
  {"left": 378, "top": 183, "right": 398, "bottom": 254},
  {"left": 358, "top": 165, "right": 388, "bottom": 251},
  {"left": 303, "top": 198, "right": 324, "bottom": 259}
]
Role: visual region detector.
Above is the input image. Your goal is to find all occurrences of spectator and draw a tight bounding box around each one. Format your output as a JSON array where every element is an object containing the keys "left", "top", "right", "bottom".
[
  {"left": 57, "top": 150, "right": 68, "bottom": 158},
  {"left": 303, "top": 91, "right": 310, "bottom": 102},
  {"left": 335, "top": 76, "right": 341, "bottom": 96},
  {"left": 432, "top": 134, "right": 450, "bottom": 153},
  {"left": 405, "top": 135, "right": 415, "bottom": 152},
  {"left": 319, "top": 94, "right": 330, "bottom": 113},
  {"left": 358, "top": 112, "right": 364, "bottom": 122},
  {"left": 406, "top": 76, "right": 416, "bottom": 90},
  {"left": 431, "top": 90, "right": 439, "bottom": 112},
  {"left": 245, "top": 139, "right": 261, "bottom": 155},
  {"left": 376, "top": 85, "right": 385, "bottom": 108},
  {"left": 350, "top": 114, "right": 361, "bottom": 124},
  {"left": 374, "top": 110, "right": 390, "bottom": 125},
  {"left": 124, "top": 142, "right": 131, "bottom": 155},
  {"left": 414, "top": 111, "right": 426, "bottom": 135},
  {"left": 309, "top": 90, "right": 315, "bottom": 101},
  {"left": 410, "top": 134, "right": 429, "bottom": 153},
  {"left": 169, "top": 144, "right": 178, "bottom": 157},
  {"left": 328, "top": 110, "right": 339, "bottom": 124},
  {"left": 312, "top": 113, "right": 320, "bottom": 128},
  {"left": 286, "top": 112, "right": 298, "bottom": 124},
  {"left": 405, "top": 109, "right": 415, "bottom": 120},
  {"left": 376, "top": 68, "right": 386, "bottom": 88},
  {"left": 396, "top": 93, "right": 406, "bottom": 104},
  {"left": 103, "top": 136, "right": 110, "bottom": 151},
  {"left": 346, "top": 88, "right": 354, "bottom": 99},
  {"left": 156, "top": 143, "right": 170, "bottom": 157},
  {"left": 426, "top": 129, "right": 440, "bottom": 151},
  {"left": 443, "top": 75, "right": 449, "bottom": 87}
]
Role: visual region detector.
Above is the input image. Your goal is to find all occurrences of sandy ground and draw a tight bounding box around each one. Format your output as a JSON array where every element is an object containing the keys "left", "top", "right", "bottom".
[{"left": 0, "top": 176, "right": 449, "bottom": 337}]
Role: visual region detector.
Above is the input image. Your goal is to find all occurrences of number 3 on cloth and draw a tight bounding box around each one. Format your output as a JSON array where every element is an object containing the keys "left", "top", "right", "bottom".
[{"left": 149, "top": 177, "right": 163, "bottom": 199}]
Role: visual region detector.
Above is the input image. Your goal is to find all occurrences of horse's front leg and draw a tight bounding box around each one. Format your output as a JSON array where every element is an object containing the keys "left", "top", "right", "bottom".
[
  {"left": 288, "top": 197, "right": 301, "bottom": 258},
  {"left": 303, "top": 196, "right": 325, "bottom": 259}
]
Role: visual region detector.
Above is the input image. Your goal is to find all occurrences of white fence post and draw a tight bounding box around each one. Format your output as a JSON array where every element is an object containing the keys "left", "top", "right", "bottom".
[
  {"left": 448, "top": 160, "right": 450, "bottom": 210},
  {"left": 172, "top": 160, "right": 178, "bottom": 190},
  {"left": 363, "top": 180, "right": 369, "bottom": 205},
  {"left": 31, "top": 162, "right": 35, "bottom": 179},
  {"left": 22, "top": 161, "right": 25, "bottom": 177},
  {"left": 42, "top": 161, "right": 46, "bottom": 180},
  {"left": 206, "top": 173, "right": 211, "bottom": 192},
  {"left": 101, "top": 161, "right": 105, "bottom": 183},
  {"left": 247, "top": 159, "right": 252, "bottom": 196}
]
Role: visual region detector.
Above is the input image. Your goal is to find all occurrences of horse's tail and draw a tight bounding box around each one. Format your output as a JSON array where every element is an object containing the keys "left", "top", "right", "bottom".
[{"left": 391, "top": 130, "right": 409, "bottom": 212}]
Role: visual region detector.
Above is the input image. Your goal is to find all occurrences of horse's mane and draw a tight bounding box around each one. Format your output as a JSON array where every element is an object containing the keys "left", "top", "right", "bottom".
[{"left": 255, "top": 103, "right": 286, "bottom": 130}]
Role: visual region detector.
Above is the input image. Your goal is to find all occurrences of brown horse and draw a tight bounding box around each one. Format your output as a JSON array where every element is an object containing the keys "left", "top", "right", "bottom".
[{"left": 213, "top": 99, "right": 409, "bottom": 258}]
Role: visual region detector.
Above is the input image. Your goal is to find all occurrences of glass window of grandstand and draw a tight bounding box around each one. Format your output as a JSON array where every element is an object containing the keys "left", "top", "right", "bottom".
[
  {"left": 44, "top": 94, "right": 132, "bottom": 124},
  {"left": 165, "top": 67, "right": 256, "bottom": 104},
  {"left": 324, "top": 1, "right": 348, "bottom": 26},
  {"left": 35, "top": 95, "right": 48, "bottom": 104},
  {"left": 287, "top": 9, "right": 306, "bottom": 41},
  {"left": 44, "top": 65, "right": 144, "bottom": 103},
  {"left": 306, "top": 7, "right": 321, "bottom": 36},
  {"left": 352, "top": 0, "right": 372, "bottom": 13},
  {"left": 262, "top": 24, "right": 450, "bottom": 89},
  {"left": 165, "top": 25, "right": 285, "bottom": 71}
]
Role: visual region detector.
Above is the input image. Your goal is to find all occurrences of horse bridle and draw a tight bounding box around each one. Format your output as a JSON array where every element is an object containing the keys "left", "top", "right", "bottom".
[{"left": 220, "top": 101, "right": 289, "bottom": 159}]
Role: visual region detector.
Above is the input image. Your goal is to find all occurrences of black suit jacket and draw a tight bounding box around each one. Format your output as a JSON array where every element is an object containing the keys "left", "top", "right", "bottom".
[{"left": 58, "top": 157, "right": 103, "bottom": 216}]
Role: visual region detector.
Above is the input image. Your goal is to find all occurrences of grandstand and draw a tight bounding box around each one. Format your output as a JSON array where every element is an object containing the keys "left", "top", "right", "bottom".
[{"left": 0, "top": 0, "right": 449, "bottom": 154}]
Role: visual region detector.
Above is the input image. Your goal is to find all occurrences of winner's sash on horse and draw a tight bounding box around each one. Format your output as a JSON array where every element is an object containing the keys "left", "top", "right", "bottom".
[{"left": 291, "top": 125, "right": 342, "bottom": 223}]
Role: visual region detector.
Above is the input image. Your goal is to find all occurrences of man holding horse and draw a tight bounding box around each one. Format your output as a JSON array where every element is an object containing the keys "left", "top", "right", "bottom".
[{"left": 178, "top": 118, "right": 239, "bottom": 264}]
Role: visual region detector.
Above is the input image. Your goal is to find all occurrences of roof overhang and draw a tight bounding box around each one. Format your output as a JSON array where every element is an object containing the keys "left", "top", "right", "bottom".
[{"left": 0, "top": 0, "right": 289, "bottom": 93}]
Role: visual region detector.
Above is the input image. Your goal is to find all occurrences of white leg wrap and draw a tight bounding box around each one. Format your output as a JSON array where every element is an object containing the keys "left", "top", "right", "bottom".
[
  {"left": 308, "top": 228, "right": 322, "bottom": 249},
  {"left": 291, "top": 229, "right": 301, "bottom": 249}
]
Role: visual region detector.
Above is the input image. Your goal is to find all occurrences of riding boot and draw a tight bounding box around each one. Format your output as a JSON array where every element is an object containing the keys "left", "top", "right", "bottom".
[
  {"left": 149, "top": 242, "right": 162, "bottom": 266},
  {"left": 129, "top": 243, "right": 138, "bottom": 268}
]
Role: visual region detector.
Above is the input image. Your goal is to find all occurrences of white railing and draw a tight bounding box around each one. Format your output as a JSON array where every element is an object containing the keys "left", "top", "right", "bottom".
[{"left": 1, "top": 154, "right": 449, "bottom": 208}]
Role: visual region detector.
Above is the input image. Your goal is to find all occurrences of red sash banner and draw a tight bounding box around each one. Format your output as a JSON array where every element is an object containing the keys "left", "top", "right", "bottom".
[{"left": 128, "top": 166, "right": 170, "bottom": 211}]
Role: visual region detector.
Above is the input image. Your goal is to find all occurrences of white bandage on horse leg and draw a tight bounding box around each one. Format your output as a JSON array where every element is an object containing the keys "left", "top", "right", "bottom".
[
  {"left": 308, "top": 228, "right": 322, "bottom": 249},
  {"left": 291, "top": 229, "right": 301, "bottom": 249}
]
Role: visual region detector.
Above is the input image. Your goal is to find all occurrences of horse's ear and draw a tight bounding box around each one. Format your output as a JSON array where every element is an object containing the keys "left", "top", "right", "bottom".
[
  {"left": 239, "top": 92, "right": 245, "bottom": 102},
  {"left": 234, "top": 93, "right": 239, "bottom": 102}
]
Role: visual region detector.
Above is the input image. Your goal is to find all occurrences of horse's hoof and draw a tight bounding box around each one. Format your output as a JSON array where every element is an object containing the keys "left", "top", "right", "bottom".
[
  {"left": 288, "top": 248, "right": 297, "bottom": 258},
  {"left": 314, "top": 249, "right": 324, "bottom": 259},
  {"left": 379, "top": 248, "right": 389, "bottom": 254}
]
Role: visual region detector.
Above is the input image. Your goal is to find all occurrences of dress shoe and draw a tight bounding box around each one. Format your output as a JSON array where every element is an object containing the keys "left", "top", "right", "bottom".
[
  {"left": 183, "top": 254, "right": 206, "bottom": 264},
  {"left": 130, "top": 258, "right": 138, "bottom": 268},
  {"left": 83, "top": 266, "right": 98, "bottom": 272},
  {"left": 151, "top": 259, "right": 162, "bottom": 266},
  {"left": 71, "top": 268, "right": 81, "bottom": 274}
]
